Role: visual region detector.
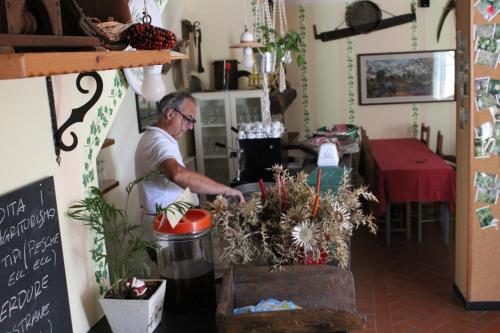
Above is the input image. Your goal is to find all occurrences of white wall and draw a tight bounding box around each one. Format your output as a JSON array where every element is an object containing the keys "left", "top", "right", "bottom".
[{"left": 184, "top": 0, "right": 252, "bottom": 89}]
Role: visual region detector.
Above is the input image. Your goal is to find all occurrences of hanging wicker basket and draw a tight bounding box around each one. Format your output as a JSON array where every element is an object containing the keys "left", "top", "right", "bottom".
[{"left": 92, "top": 19, "right": 132, "bottom": 43}]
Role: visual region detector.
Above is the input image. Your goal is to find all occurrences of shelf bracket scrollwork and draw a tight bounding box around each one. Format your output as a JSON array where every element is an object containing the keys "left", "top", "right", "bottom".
[{"left": 56, "top": 72, "right": 103, "bottom": 152}]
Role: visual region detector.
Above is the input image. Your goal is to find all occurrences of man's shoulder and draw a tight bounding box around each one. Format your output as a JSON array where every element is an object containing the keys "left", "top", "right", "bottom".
[{"left": 143, "top": 126, "right": 177, "bottom": 144}]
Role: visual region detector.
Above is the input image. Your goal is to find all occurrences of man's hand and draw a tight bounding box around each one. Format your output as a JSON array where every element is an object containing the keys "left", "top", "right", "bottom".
[{"left": 223, "top": 186, "right": 245, "bottom": 203}]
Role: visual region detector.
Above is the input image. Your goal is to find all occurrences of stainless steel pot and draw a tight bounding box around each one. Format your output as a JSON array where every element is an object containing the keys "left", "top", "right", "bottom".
[{"left": 256, "top": 51, "right": 276, "bottom": 73}]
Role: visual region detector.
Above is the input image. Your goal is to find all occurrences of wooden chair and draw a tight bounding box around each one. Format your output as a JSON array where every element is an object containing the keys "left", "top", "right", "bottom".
[
  {"left": 418, "top": 130, "right": 454, "bottom": 244},
  {"left": 360, "top": 136, "right": 374, "bottom": 191},
  {"left": 436, "top": 130, "right": 443, "bottom": 157},
  {"left": 436, "top": 130, "right": 457, "bottom": 168},
  {"left": 359, "top": 136, "right": 376, "bottom": 215},
  {"left": 360, "top": 126, "right": 367, "bottom": 140},
  {"left": 420, "top": 123, "right": 430, "bottom": 147}
]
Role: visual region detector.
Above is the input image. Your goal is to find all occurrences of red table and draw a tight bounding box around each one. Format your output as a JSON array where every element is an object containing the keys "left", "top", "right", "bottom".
[{"left": 371, "top": 138, "right": 456, "bottom": 245}]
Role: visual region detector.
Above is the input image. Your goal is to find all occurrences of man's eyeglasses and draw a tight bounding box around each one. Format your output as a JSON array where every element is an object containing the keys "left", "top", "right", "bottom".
[{"left": 172, "top": 108, "right": 196, "bottom": 125}]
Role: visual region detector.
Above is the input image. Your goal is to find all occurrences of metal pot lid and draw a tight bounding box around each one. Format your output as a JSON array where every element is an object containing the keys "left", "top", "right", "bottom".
[{"left": 345, "top": 0, "right": 382, "bottom": 34}]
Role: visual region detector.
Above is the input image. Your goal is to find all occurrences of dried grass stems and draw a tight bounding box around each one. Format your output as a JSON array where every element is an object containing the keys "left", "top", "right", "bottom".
[{"left": 206, "top": 165, "right": 378, "bottom": 270}]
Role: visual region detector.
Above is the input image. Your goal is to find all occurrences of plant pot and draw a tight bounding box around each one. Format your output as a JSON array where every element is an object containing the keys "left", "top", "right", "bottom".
[
  {"left": 256, "top": 51, "right": 276, "bottom": 73},
  {"left": 99, "top": 279, "right": 166, "bottom": 333}
]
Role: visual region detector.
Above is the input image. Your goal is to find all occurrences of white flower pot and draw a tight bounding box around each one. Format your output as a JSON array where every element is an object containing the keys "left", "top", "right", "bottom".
[{"left": 99, "top": 279, "right": 166, "bottom": 333}]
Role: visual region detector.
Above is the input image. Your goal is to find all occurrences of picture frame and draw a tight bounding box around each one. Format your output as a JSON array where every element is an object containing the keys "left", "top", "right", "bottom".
[
  {"left": 135, "top": 94, "right": 159, "bottom": 133},
  {"left": 357, "top": 50, "right": 456, "bottom": 105}
]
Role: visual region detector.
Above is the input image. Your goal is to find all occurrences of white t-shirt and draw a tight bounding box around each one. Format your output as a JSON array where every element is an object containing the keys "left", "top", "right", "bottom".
[{"left": 135, "top": 126, "right": 198, "bottom": 215}]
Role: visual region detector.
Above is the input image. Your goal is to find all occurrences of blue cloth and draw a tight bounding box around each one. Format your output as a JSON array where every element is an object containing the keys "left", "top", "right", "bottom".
[{"left": 233, "top": 298, "right": 302, "bottom": 315}]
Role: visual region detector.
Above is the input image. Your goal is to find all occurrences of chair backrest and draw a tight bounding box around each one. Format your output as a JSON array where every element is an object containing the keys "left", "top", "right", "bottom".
[
  {"left": 360, "top": 137, "right": 376, "bottom": 214},
  {"left": 360, "top": 126, "right": 367, "bottom": 140},
  {"left": 420, "top": 123, "right": 430, "bottom": 147},
  {"left": 436, "top": 130, "right": 443, "bottom": 157},
  {"left": 360, "top": 136, "right": 375, "bottom": 192}
]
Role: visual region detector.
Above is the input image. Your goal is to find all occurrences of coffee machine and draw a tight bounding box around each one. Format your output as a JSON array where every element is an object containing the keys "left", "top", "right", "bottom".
[{"left": 237, "top": 136, "right": 288, "bottom": 182}]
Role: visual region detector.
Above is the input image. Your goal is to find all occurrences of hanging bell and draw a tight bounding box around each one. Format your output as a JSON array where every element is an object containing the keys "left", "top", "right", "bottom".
[{"left": 240, "top": 27, "right": 255, "bottom": 43}]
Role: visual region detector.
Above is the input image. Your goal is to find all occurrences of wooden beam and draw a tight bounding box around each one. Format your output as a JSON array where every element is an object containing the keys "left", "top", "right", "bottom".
[{"left": 0, "top": 34, "right": 100, "bottom": 47}]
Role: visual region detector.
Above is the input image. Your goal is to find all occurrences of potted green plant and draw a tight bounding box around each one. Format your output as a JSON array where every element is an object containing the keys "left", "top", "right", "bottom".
[
  {"left": 257, "top": 25, "right": 305, "bottom": 73},
  {"left": 67, "top": 171, "right": 191, "bottom": 333}
]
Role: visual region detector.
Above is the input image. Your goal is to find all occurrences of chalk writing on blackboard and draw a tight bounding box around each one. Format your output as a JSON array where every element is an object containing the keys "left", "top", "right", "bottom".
[{"left": 0, "top": 176, "right": 72, "bottom": 333}]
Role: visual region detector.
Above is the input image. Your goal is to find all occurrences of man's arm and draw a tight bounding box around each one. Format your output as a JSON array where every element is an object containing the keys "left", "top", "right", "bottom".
[{"left": 159, "top": 158, "right": 245, "bottom": 202}]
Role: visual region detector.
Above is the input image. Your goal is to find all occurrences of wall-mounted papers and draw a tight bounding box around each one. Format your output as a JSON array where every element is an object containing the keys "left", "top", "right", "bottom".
[
  {"left": 474, "top": 23, "right": 499, "bottom": 68},
  {"left": 476, "top": 206, "right": 498, "bottom": 229},
  {"left": 475, "top": 172, "right": 499, "bottom": 204},
  {"left": 474, "top": 0, "right": 500, "bottom": 21},
  {"left": 474, "top": 122, "right": 496, "bottom": 157}
]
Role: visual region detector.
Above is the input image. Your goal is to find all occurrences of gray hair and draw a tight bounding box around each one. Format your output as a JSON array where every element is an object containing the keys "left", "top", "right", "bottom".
[{"left": 158, "top": 91, "right": 196, "bottom": 116}]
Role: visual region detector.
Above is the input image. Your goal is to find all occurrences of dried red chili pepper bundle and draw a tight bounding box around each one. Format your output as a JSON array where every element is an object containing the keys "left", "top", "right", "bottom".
[{"left": 127, "top": 23, "right": 177, "bottom": 50}]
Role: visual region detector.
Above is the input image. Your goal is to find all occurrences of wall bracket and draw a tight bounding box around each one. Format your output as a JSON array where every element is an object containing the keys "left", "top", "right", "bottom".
[{"left": 56, "top": 72, "right": 103, "bottom": 152}]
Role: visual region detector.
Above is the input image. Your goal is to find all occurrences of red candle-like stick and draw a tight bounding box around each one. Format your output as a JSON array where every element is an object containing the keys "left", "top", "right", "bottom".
[
  {"left": 311, "top": 194, "right": 320, "bottom": 219},
  {"left": 316, "top": 168, "right": 322, "bottom": 194},
  {"left": 277, "top": 176, "right": 282, "bottom": 212},
  {"left": 282, "top": 178, "right": 287, "bottom": 209},
  {"left": 259, "top": 179, "right": 266, "bottom": 202}
]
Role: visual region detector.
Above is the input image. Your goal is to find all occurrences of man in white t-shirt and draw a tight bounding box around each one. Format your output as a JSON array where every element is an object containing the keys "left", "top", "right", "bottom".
[{"left": 135, "top": 91, "right": 244, "bottom": 218}]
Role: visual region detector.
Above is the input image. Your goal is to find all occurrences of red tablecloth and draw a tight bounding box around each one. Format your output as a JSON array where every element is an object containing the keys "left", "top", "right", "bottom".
[{"left": 371, "top": 138, "right": 456, "bottom": 217}]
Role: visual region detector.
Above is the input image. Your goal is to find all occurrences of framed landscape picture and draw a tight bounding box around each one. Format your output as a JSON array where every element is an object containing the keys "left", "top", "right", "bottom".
[
  {"left": 357, "top": 50, "right": 456, "bottom": 105},
  {"left": 135, "top": 94, "right": 159, "bottom": 133}
]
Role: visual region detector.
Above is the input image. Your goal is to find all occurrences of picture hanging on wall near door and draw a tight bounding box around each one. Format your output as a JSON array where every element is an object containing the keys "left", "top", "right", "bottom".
[
  {"left": 135, "top": 94, "right": 159, "bottom": 133},
  {"left": 357, "top": 50, "right": 456, "bottom": 105},
  {"left": 475, "top": 206, "right": 498, "bottom": 229}
]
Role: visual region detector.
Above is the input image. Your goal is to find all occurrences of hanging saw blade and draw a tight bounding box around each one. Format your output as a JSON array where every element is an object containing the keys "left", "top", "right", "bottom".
[{"left": 437, "top": 0, "right": 456, "bottom": 42}]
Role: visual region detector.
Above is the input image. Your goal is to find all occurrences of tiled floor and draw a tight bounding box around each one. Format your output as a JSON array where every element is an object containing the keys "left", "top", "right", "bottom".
[{"left": 350, "top": 222, "right": 500, "bottom": 333}]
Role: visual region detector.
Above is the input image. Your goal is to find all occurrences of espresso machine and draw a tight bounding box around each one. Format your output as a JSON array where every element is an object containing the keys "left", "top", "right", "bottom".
[{"left": 237, "top": 137, "right": 288, "bottom": 182}]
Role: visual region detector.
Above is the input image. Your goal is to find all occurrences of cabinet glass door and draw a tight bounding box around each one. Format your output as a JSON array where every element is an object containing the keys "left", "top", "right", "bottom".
[
  {"left": 234, "top": 97, "right": 263, "bottom": 126},
  {"left": 199, "top": 99, "right": 226, "bottom": 127},
  {"left": 195, "top": 97, "right": 231, "bottom": 198}
]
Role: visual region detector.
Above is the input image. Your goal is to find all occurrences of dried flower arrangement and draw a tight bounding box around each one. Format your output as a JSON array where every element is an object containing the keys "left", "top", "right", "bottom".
[{"left": 207, "top": 165, "right": 378, "bottom": 270}]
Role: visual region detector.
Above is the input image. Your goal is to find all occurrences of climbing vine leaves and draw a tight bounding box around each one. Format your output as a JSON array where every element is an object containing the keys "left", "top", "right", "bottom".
[
  {"left": 410, "top": 0, "right": 419, "bottom": 138},
  {"left": 299, "top": 5, "right": 310, "bottom": 137},
  {"left": 82, "top": 71, "right": 126, "bottom": 294}
]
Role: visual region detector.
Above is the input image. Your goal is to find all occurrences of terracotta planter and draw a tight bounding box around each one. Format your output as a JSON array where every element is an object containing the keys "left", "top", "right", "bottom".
[{"left": 99, "top": 279, "right": 166, "bottom": 333}]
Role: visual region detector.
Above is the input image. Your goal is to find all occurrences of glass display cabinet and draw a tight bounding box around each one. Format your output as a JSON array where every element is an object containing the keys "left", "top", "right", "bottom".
[{"left": 193, "top": 90, "right": 266, "bottom": 202}]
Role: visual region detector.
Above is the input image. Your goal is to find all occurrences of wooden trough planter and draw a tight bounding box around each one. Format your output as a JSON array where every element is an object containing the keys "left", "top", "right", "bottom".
[{"left": 216, "top": 265, "right": 366, "bottom": 333}]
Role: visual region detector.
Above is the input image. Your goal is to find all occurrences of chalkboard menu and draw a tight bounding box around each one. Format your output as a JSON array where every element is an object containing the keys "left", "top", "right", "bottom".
[{"left": 0, "top": 177, "right": 72, "bottom": 333}]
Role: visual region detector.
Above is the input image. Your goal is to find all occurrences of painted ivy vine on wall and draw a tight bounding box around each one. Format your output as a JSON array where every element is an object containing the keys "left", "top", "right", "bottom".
[
  {"left": 410, "top": 0, "right": 419, "bottom": 138},
  {"left": 82, "top": 71, "right": 126, "bottom": 294},
  {"left": 251, "top": 0, "right": 257, "bottom": 36},
  {"left": 345, "top": 0, "right": 355, "bottom": 125},
  {"left": 346, "top": 37, "right": 355, "bottom": 124},
  {"left": 155, "top": 0, "right": 167, "bottom": 10},
  {"left": 299, "top": 5, "right": 310, "bottom": 138}
]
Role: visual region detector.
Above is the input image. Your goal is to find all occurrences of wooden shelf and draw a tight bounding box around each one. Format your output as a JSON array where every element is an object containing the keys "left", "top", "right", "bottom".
[
  {"left": 0, "top": 50, "right": 187, "bottom": 80},
  {"left": 99, "top": 180, "right": 119, "bottom": 194},
  {"left": 101, "top": 138, "right": 115, "bottom": 149}
]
